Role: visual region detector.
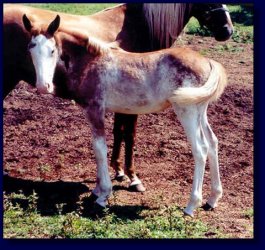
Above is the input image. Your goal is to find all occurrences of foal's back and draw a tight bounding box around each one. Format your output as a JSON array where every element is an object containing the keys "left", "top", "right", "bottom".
[
  {"left": 110, "top": 47, "right": 212, "bottom": 88},
  {"left": 86, "top": 47, "right": 213, "bottom": 115}
]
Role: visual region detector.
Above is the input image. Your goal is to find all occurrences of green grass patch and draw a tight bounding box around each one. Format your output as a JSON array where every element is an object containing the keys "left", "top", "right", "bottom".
[
  {"left": 214, "top": 44, "right": 244, "bottom": 53},
  {"left": 185, "top": 17, "right": 212, "bottom": 37},
  {"left": 4, "top": 191, "right": 222, "bottom": 239},
  {"left": 228, "top": 4, "right": 253, "bottom": 26},
  {"left": 24, "top": 3, "right": 117, "bottom": 15},
  {"left": 244, "top": 208, "right": 254, "bottom": 219},
  {"left": 232, "top": 24, "right": 253, "bottom": 43}
]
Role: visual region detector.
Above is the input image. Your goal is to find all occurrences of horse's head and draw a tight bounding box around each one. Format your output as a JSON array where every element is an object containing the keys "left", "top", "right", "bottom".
[
  {"left": 191, "top": 4, "right": 234, "bottom": 41},
  {"left": 22, "top": 14, "right": 60, "bottom": 94}
]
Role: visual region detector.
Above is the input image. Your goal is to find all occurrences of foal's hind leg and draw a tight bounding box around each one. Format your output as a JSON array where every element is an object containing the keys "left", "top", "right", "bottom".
[
  {"left": 85, "top": 106, "right": 112, "bottom": 208},
  {"left": 173, "top": 104, "right": 209, "bottom": 217},
  {"left": 201, "top": 107, "right": 222, "bottom": 209}
]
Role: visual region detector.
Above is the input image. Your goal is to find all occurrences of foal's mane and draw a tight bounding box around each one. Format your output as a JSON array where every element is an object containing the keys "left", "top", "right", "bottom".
[
  {"left": 143, "top": 3, "right": 192, "bottom": 48},
  {"left": 57, "top": 27, "right": 110, "bottom": 56}
]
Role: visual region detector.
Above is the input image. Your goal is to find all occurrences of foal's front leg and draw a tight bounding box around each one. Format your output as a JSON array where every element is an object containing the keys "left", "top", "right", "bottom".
[{"left": 85, "top": 105, "right": 112, "bottom": 207}]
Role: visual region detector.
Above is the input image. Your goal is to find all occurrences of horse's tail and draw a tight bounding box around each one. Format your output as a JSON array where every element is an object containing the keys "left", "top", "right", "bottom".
[{"left": 169, "top": 60, "right": 227, "bottom": 106}]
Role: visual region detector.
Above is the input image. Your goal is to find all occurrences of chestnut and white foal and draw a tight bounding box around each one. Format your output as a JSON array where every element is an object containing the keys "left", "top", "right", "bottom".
[{"left": 23, "top": 14, "right": 227, "bottom": 216}]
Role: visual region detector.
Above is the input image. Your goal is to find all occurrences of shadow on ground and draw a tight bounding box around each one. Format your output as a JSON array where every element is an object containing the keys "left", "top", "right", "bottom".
[
  {"left": 3, "top": 175, "right": 150, "bottom": 220},
  {"left": 4, "top": 174, "right": 89, "bottom": 215}
]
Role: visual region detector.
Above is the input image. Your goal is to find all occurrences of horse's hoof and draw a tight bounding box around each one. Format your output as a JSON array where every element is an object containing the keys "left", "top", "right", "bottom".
[
  {"left": 129, "top": 183, "right": 146, "bottom": 192},
  {"left": 114, "top": 174, "right": 127, "bottom": 182},
  {"left": 202, "top": 203, "right": 214, "bottom": 211}
]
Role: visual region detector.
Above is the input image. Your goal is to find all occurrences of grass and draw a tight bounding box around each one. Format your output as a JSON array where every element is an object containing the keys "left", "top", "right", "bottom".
[
  {"left": 244, "top": 208, "right": 254, "bottom": 219},
  {"left": 195, "top": 43, "right": 245, "bottom": 57},
  {"left": 24, "top": 3, "right": 117, "bottom": 15},
  {"left": 4, "top": 191, "right": 220, "bottom": 239}
]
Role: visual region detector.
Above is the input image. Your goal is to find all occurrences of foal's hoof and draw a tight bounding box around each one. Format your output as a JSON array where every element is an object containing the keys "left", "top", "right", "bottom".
[
  {"left": 183, "top": 209, "right": 194, "bottom": 218},
  {"left": 92, "top": 202, "right": 108, "bottom": 218},
  {"left": 114, "top": 174, "right": 127, "bottom": 182},
  {"left": 84, "top": 192, "right": 98, "bottom": 206},
  {"left": 83, "top": 203, "right": 107, "bottom": 218},
  {"left": 129, "top": 183, "right": 146, "bottom": 192},
  {"left": 82, "top": 194, "right": 107, "bottom": 218},
  {"left": 202, "top": 203, "right": 214, "bottom": 211}
]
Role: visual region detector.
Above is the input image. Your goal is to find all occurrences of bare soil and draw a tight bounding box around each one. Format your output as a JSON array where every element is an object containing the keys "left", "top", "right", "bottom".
[{"left": 3, "top": 35, "right": 254, "bottom": 238}]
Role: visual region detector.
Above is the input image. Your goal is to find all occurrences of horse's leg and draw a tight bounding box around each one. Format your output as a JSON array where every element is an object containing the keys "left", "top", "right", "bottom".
[
  {"left": 201, "top": 106, "right": 222, "bottom": 210},
  {"left": 123, "top": 114, "right": 146, "bottom": 192},
  {"left": 110, "top": 113, "right": 125, "bottom": 181},
  {"left": 85, "top": 105, "right": 112, "bottom": 208},
  {"left": 173, "top": 104, "right": 209, "bottom": 217}
]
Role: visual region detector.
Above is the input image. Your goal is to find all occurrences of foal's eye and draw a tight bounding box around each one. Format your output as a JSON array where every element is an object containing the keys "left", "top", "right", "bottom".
[{"left": 51, "top": 50, "right": 55, "bottom": 55}]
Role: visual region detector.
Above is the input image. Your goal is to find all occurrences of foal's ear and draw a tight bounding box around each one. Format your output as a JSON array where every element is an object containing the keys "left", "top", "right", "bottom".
[
  {"left": 22, "top": 14, "right": 33, "bottom": 32},
  {"left": 47, "top": 15, "right": 60, "bottom": 36}
]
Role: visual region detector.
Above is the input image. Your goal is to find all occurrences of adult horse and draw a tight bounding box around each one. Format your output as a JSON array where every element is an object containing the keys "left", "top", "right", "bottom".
[
  {"left": 22, "top": 14, "right": 227, "bottom": 216},
  {"left": 4, "top": 3, "right": 233, "bottom": 191}
]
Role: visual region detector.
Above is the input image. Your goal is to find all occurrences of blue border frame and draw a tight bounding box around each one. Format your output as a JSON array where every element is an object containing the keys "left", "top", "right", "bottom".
[{"left": 1, "top": 0, "right": 264, "bottom": 249}]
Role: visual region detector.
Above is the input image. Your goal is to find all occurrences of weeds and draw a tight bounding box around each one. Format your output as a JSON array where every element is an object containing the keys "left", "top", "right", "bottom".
[
  {"left": 244, "top": 208, "right": 254, "bottom": 219},
  {"left": 4, "top": 191, "right": 217, "bottom": 239},
  {"left": 214, "top": 44, "right": 244, "bottom": 53},
  {"left": 25, "top": 3, "right": 117, "bottom": 15},
  {"left": 232, "top": 25, "right": 253, "bottom": 43}
]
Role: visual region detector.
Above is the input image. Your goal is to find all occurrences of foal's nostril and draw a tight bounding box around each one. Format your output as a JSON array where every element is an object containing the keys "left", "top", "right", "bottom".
[{"left": 46, "top": 83, "right": 54, "bottom": 93}]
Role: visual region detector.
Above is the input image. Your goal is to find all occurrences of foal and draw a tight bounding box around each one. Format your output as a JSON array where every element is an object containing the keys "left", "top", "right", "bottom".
[{"left": 23, "top": 15, "right": 227, "bottom": 216}]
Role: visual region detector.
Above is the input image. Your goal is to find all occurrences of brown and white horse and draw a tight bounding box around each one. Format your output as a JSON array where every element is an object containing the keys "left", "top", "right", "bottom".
[
  {"left": 4, "top": 3, "right": 233, "bottom": 191},
  {"left": 22, "top": 15, "right": 227, "bottom": 217}
]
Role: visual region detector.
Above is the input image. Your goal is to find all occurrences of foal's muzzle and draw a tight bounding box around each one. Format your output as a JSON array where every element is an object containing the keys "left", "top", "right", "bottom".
[{"left": 37, "top": 83, "right": 54, "bottom": 95}]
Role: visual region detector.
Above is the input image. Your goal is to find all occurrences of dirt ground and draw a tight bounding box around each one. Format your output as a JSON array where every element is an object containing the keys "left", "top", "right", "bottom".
[{"left": 3, "top": 35, "right": 253, "bottom": 238}]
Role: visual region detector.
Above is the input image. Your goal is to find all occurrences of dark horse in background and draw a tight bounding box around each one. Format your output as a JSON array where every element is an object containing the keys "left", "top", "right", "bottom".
[{"left": 3, "top": 3, "right": 233, "bottom": 192}]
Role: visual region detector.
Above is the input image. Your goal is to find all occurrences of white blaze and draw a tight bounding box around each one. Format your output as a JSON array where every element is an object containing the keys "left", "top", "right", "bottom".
[
  {"left": 29, "top": 34, "right": 58, "bottom": 94},
  {"left": 223, "top": 4, "right": 233, "bottom": 30}
]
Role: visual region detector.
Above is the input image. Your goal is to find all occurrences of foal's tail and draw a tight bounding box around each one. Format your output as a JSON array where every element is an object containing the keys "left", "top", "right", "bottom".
[{"left": 169, "top": 60, "right": 227, "bottom": 106}]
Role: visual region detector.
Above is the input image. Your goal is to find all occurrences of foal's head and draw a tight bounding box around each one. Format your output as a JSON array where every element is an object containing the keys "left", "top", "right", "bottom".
[
  {"left": 23, "top": 14, "right": 110, "bottom": 96},
  {"left": 23, "top": 14, "right": 61, "bottom": 94}
]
